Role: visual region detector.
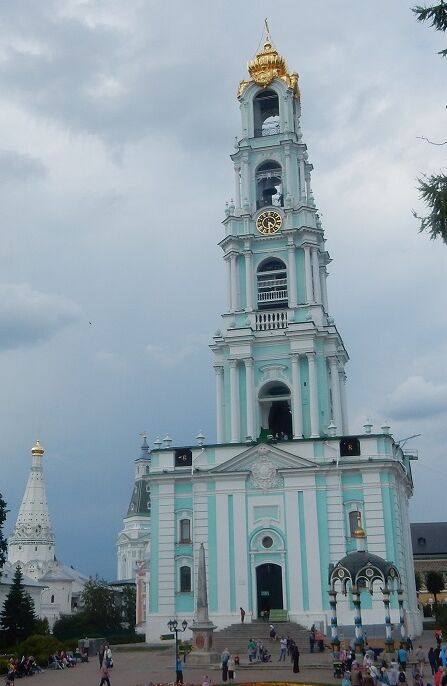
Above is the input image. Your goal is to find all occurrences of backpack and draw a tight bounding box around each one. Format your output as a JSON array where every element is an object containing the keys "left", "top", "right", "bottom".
[{"left": 399, "top": 673, "right": 406, "bottom": 683}]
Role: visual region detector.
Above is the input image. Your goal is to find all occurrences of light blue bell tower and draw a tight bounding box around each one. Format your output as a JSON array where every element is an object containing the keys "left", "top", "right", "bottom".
[{"left": 211, "top": 34, "right": 349, "bottom": 444}]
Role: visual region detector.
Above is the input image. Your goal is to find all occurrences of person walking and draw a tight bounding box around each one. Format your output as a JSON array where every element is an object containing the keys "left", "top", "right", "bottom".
[
  {"left": 240, "top": 607, "right": 245, "bottom": 623},
  {"left": 105, "top": 645, "right": 113, "bottom": 668},
  {"left": 98, "top": 645, "right": 105, "bottom": 669},
  {"left": 429, "top": 648, "right": 437, "bottom": 676},
  {"left": 176, "top": 655, "right": 184, "bottom": 685},
  {"left": 279, "top": 636, "right": 287, "bottom": 662},
  {"left": 398, "top": 646, "right": 408, "bottom": 671},
  {"left": 292, "top": 644, "right": 300, "bottom": 673},
  {"left": 415, "top": 646, "right": 426, "bottom": 677},
  {"left": 99, "top": 662, "right": 111, "bottom": 686},
  {"left": 228, "top": 656, "right": 235, "bottom": 681}
]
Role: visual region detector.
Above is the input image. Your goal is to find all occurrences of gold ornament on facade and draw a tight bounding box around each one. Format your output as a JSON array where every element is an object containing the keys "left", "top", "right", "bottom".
[
  {"left": 238, "top": 38, "right": 299, "bottom": 98},
  {"left": 353, "top": 512, "right": 366, "bottom": 539}
]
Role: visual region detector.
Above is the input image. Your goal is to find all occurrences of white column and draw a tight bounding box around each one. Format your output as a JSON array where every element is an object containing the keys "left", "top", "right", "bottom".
[
  {"left": 285, "top": 150, "right": 291, "bottom": 200},
  {"left": 287, "top": 243, "right": 297, "bottom": 308},
  {"left": 304, "top": 245, "right": 313, "bottom": 303},
  {"left": 299, "top": 158, "right": 306, "bottom": 201},
  {"left": 291, "top": 354, "right": 303, "bottom": 439},
  {"left": 329, "top": 357, "right": 342, "bottom": 432},
  {"left": 244, "top": 358, "right": 255, "bottom": 440},
  {"left": 215, "top": 365, "right": 225, "bottom": 443},
  {"left": 320, "top": 267, "right": 329, "bottom": 312},
  {"left": 226, "top": 257, "right": 232, "bottom": 312},
  {"left": 241, "top": 156, "right": 249, "bottom": 208},
  {"left": 339, "top": 369, "right": 349, "bottom": 434},
  {"left": 306, "top": 174, "right": 311, "bottom": 204},
  {"left": 230, "top": 253, "right": 238, "bottom": 311},
  {"left": 307, "top": 352, "right": 319, "bottom": 438},
  {"left": 234, "top": 165, "right": 241, "bottom": 210},
  {"left": 312, "top": 248, "right": 322, "bottom": 304},
  {"left": 229, "top": 359, "right": 240, "bottom": 443},
  {"left": 244, "top": 250, "right": 254, "bottom": 311}
]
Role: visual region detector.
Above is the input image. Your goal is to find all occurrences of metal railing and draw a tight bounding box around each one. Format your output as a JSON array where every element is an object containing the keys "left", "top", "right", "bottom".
[
  {"left": 258, "top": 277, "right": 287, "bottom": 289},
  {"left": 258, "top": 289, "right": 288, "bottom": 303}
]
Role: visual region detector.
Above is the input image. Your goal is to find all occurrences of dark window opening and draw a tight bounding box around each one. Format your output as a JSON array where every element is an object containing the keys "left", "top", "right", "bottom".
[
  {"left": 256, "top": 161, "right": 283, "bottom": 210},
  {"left": 257, "top": 257, "right": 288, "bottom": 310},
  {"left": 180, "top": 565, "right": 191, "bottom": 593},
  {"left": 253, "top": 90, "right": 280, "bottom": 137},
  {"left": 180, "top": 519, "right": 191, "bottom": 543},
  {"left": 349, "top": 510, "right": 361, "bottom": 537}
]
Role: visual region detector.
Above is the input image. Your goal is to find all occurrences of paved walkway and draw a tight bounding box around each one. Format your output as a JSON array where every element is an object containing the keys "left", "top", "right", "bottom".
[{"left": 20, "top": 630, "right": 439, "bottom": 686}]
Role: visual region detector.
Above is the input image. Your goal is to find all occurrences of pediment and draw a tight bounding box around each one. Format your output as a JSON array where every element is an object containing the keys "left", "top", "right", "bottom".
[{"left": 210, "top": 443, "right": 316, "bottom": 475}]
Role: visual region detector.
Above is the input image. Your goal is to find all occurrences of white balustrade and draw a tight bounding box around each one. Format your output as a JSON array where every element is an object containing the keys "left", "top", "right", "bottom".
[{"left": 255, "top": 310, "right": 288, "bottom": 331}]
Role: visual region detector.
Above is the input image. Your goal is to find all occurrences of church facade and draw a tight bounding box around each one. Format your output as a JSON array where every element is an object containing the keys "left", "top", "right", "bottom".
[
  {"left": 123, "top": 36, "right": 421, "bottom": 643},
  {"left": 8, "top": 441, "right": 88, "bottom": 628}
]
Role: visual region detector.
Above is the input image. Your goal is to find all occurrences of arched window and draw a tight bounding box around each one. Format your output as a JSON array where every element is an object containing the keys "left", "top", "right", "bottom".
[
  {"left": 259, "top": 381, "right": 292, "bottom": 439},
  {"left": 180, "top": 565, "right": 191, "bottom": 593},
  {"left": 51, "top": 594, "right": 55, "bottom": 604},
  {"left": 253, "top": 89, "right": 280, "bottom": 137},
  {"left": 180, "top": 518, "right": 191, "bottom": 543},
  {"left": 256, "top": 161, "right": 283, "bottom": 209},
  {"left": 257, "top": 258, "right": 288, "bottom": 310}
]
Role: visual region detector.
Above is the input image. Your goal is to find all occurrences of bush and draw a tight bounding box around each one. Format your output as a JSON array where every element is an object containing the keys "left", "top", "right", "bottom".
[
  {"left": 0, "top": 659, "right": 9, "bottom": 675},
  {"left": 15, "top": 635, "right": 64, "bottom": 666}
]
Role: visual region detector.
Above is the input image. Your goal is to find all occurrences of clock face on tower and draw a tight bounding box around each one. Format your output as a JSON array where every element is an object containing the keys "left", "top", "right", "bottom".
[{"left": 256, "top": 210, "right": 282, "bottom": 235}]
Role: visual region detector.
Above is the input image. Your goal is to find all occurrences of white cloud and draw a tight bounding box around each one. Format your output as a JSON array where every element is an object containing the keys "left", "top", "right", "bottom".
[{"left": 387, "top": 375, "right": 447, "bottom": 421}]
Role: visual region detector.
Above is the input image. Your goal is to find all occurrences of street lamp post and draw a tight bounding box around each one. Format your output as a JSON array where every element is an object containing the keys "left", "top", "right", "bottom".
[{"left": 167, "top": 618, "right": 188, "bottom": 684}]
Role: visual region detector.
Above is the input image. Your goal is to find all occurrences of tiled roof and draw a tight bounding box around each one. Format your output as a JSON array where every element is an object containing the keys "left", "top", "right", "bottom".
[{"left": 411, "top": 522, "right": 447, "bottom": 557}]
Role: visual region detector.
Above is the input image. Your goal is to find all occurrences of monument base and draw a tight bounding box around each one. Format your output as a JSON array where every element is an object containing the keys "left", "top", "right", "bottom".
[{"left": 187, "top": 651, "right": 220, "bottom": 666}]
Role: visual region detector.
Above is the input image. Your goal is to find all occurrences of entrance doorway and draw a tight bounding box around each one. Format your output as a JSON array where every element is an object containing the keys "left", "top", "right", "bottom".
[{"left": 256, "top": 563, "right": 283, "bottom": 617}]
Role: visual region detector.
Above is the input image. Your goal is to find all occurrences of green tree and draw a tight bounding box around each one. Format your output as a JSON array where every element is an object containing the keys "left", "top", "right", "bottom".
[
  {"left": 413, "top": 2, "right": 447, "bottom": 56},
  {"left": 0, "top": 565, "right": 36, "bottom": 645},
  {"left": 0, "top": 493, "right": 8, "bottom": 574},
  {"left": 121, "top": 585, "right": 136, "bottom": 630},
  {"left": 426, "top": 570, "right": 445, "bottom": 615},
  {"left": 412, "top": 3, "right": 447, "bottom": 243},
  {"left": 81, "top": 577, "right": 121, "bottom": 632},
  {"left": 415, "top": 571, "right": 422, "bottom": 593}
]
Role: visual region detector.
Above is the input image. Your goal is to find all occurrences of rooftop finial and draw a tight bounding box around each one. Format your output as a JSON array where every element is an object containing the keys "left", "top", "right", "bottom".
[
  {"left": 238, "top": 25, "right": 299, "bottom": 98},
  {"left": 353, "top": 512, "right": 366, "bottom": 539},
  {"left": 31, "top": 440, "right": 44, "bottom": 456}
]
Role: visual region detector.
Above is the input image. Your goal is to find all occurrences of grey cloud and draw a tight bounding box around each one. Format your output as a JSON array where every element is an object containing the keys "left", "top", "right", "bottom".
[
  {"left": 386, "top": 375, "right": 447, "bottom": 421},
  {"left": 0, "top": 149, "right": 46, "bottom": 182},
  {"left": 0, "top": 283, "right": 81, "bottom": 350}
]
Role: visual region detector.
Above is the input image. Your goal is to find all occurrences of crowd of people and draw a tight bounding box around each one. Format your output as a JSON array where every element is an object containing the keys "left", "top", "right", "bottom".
[
  {"left": 5, "top": 655, "right": 44, "bottom": 683},
  {"left": 335, "top": 631, "right": 447, "bottom": 686}
]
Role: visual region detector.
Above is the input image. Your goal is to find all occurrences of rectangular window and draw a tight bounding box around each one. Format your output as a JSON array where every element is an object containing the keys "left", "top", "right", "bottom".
[
  {"left": 180, "top": 519, "right": 191, "bottom": 543},
  {"left": 180, "top": 565, "right": 191, "bottom": 593}
]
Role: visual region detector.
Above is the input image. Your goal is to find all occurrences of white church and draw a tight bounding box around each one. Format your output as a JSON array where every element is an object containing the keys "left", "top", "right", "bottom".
[
  {"left": 7, "top": 441, "right": 88, "bottom": 629},
  {"left": 118, "top": 35, "right": 421, "bottom": 643}
]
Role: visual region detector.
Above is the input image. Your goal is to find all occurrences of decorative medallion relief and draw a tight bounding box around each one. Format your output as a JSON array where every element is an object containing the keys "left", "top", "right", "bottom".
[{"left": 247, "top": 451, "right": 284, "bottom": 490}]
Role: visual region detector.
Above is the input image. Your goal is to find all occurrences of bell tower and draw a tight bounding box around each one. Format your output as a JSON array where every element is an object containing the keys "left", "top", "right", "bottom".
[{"left": 211, "top": 33, "right": 349, "bottom": 444}]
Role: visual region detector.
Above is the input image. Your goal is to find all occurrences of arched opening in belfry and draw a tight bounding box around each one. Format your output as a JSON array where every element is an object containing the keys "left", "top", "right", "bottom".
[
  {"left": 253, "top": 89, "right": 280, "bottom": 137},
  {"left": 257, "top": 257, "right": 288, "bottom": 310},
  {"left": 259, "top": 381, "right": 292, "bottom": 440},
  {"left": 256, "top": 161, "right": 283, "bottom": 210}
]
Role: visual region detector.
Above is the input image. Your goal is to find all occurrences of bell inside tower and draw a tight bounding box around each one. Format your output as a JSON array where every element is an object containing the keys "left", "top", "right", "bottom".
[
  {"left": 256, "top": 161, "right": 283, "bottom": 209},
  {"left": 253, "top": 89, "right": 280, "bottom": 137},
  {"left": 259, "top": 382, "right": 293, "bottom": 440}
]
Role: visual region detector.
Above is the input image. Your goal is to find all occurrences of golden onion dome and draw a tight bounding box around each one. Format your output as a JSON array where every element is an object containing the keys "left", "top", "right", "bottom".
[
  {"left": 31, "top": 440, "right": 44, "bottom": 456},
  {"left": 353, "top": 513, "right": 366, "bottom": 539},
  {"left": 238, "top": 36, "right": 299, "bottom": 98}
]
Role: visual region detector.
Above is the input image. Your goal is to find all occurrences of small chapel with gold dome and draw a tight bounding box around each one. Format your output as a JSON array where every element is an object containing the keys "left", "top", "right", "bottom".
[{"left": 118, "top": 32, "right": 421, "bottom": 643}]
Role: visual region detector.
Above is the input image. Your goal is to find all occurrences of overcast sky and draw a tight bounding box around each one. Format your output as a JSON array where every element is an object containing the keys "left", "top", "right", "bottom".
[{"left": 1, "top": 1, "right": 446, "bottom": 580}]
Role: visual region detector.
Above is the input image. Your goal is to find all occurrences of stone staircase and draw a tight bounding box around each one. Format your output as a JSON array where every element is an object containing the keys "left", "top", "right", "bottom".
[{"left": 212, "top": 620, "right": 311, "bottom": 658}]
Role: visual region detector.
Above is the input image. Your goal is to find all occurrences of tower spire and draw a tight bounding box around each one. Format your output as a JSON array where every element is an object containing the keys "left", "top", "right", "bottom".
[{"left": 8, "top": 440, "right": 55, "bottom": 575}]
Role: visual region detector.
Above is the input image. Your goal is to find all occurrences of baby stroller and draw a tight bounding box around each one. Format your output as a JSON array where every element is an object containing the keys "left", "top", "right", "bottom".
[{"left": 333, "top": 661, "right": 344, "bottom": 678}]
